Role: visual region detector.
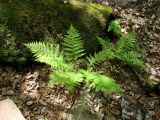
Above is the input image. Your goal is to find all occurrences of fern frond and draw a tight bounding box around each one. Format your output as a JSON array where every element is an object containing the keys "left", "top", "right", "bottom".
[
  {"left": 97, "top": 36, "right": 111, "bottom": 50},
  {"left": 81, "top": 70, "right": 123, "bottom": 94},
  {"left": 120, "top": 51, "right": 145, "bottom": 69},
  {"left": 116, "top": 31, "right": 137, "bottom": 52},
  {"left": 87, "top": 48, "right": 115, "bottom": 68},
  {"left": 24, "top": 42, "right": 72, "bottom": 70},
  {"left": 49, "top": 71, "right": 84, "bottom": 91},
  {"left": 63, "top": 25, "right": 85, "bottom": 62},
  {"left": 108, "top": 20, "right": 121, "bottom": 34}
]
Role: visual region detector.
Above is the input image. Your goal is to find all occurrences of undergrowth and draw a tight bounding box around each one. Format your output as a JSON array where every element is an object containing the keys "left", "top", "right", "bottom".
[
  {"left": 25, "top": 25, "right": 122, "bottom": 94},
  {"left": 88, "top": 20, "right": 145, "bottom": 70},
  {"left": 25, "top": 20, "right": 145, "bottom": 94}
]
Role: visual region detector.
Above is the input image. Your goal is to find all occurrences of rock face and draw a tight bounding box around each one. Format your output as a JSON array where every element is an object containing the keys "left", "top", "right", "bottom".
[
  {"left": 0, "top": 0, "right": 112, "bottom": 64},
  {"left": 0, "top": 99, "right": 26, "bottom": 120}
]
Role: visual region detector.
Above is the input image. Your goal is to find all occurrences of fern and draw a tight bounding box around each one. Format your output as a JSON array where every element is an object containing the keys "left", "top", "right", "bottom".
[
  {"left": 97, "top": 36, "right": 111, "bottom": 50},
  {"left": 87, "top": 20, "right": 145, "bottom": 70},
  {"left": 120, "top": 51, "right": 145, "bottom": 69},
  {"left": 25, "top": 25, "right": 122, "bottom": 94},
  {"left": 81, "top": 70, "right": 123, "bottom": 94},
  {"left": 108, "top": 19, "right": 121, "bottom": 34},
  {"left": 116, "top": 31, "right": 137, "bottom": 52},
  {"left": 87, "top": 36, "right": 115, "bottom": 68},
  {"left": 49, "top": 71, "right": 84, "bottom": 91},
  {"left": 24, "top": 42, "right": 72, "bottom": 70},
  {"left": 63, "top": 25, "right": 85, "bottom": 62},
  {"left": 115, "top": 31, "right": 145, "bottom": 69},
  {"left": 87, "top": 49, "right": 115, "bottom": 68}
]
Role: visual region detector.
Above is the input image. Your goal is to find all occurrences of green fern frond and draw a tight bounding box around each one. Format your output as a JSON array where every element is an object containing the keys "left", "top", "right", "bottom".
[
  {"left": 81, "top": 70, "right": 123, "bottom": 93},
  {"left": 63, "top": 25, "right": 85, "bottom": 62},
  {"left": 24, "top": 24, "right": 123, "bottom": 94},
  {"left": 108, "top": 19, "right": 121, "bottom": 34},
  {"left": 86, "top": 36, "right": 116, "bottom": 68},
  {"left": 24, "top": 42, "right": 72, "bottom": 70},
  {"left": 49, "top": 71, "right": 84, "bottom": 91},
  {"left": 90, "top": 22, "right": 145, "bottom": 70},
  {"left": 120, "top": 51, "right": 145, "bottom": 69},
  {"left": 87, "top": 49, "right": 115, "bottom": 68},
  {"left": 97, "top": 36, "right": 111, "bottom": 49},
  {"left": 116, "top": 31, "right": 137, "bottom": 52}
]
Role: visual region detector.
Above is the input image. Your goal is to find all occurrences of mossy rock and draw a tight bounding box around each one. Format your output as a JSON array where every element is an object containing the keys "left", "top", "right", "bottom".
[{"left": 0, "top": 0, "right": 112, "bottom": 64}]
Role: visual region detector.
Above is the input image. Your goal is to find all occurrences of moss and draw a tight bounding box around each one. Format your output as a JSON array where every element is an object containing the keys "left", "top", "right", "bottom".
[
  {"left": 69, "top": 0, "right": 112, "bottom": 53},
  {"left": 0, "top": 0, "right": 113, "bottom": 63},
  {"left": 0, "top": 28, "right": 27, "bottom": 64},
  {"left": 70, "top": 0, "right": 112, "bottom": 27}
]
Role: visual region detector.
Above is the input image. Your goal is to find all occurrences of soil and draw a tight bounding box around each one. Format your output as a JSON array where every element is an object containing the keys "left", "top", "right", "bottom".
[{"left": 0, "top": 0, "right": 160, "bottom": 120}]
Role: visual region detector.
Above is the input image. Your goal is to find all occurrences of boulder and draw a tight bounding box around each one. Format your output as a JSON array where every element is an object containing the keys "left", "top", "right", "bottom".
[
  {"left": 0, "top": 99, "right": 26, "bottom": 120},
  {"left": 0, "top": 0, "right": 112, "bottom": 64}
]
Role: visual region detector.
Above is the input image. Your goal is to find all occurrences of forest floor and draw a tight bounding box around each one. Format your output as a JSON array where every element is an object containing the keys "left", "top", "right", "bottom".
[{"left": 0, "top": 0, "right": 160, "bottom": 120}]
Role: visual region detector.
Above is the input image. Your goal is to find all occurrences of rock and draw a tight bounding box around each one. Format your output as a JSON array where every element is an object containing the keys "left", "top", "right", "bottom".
[
  {"left": 115, "top": 0, "right": 138, "bottom": 6},
  {"left": 36, "top": 115, "right": 44, "bottom": 120},
  {"left": 0, "top": 99, "right": 26, "bottom": 120},
  {"left": 67, "top": 88, "right": 104, "bottom": 120},
  {"left": 149, "top": 75, "right": 159, "bottom": 84},
  {"left": 6, "top": 90, "right": 15, "bottom": 95},
  {"left": 39, "top": 100, "right": 47, "bottom": 106},
  {"left": 157, "top": 70, "right": 160, "bottom": 77},
  {"left": 115, "top": 0, "right": 129, "bottom": 6},
  {"left": 26, "top": 101, "right": 34, "bottom": 106},
  {"left": 151, "top": 14, "right": 156, "bottom": 19},
  {"left": 120, "top": 98, "right": 157, "bottom": 120},
  {"left": 121, "top": 98, "right": 145, "bottom": 120},
  {"left": 150, "top": 67, "right": 157, "bottom": 76},
  {"left": 0, "top": 0, "right": 112, "bottom": 64}
]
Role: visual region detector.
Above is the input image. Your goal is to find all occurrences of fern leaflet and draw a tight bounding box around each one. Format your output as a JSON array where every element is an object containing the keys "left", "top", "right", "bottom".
[
  {"left": 97, "top": 36, "right": 111, "bottom": 50},
  {"left": 120, "top": 51, "right": 145, "bottom": 69},
  {"left": 63, "top": 25, "right": 85, "bottom": 62},
  {"left": 87, "top": 49, "right": 114, "bottom": 68},
  {"left": 24, "top": 42, "right": 72, "bottom": 70},
  {"left": 81, "top": 70, "right": 123, "bottom": 94},
  {"left": 49, "top": 71, "right": 84, "bottom": 91}
]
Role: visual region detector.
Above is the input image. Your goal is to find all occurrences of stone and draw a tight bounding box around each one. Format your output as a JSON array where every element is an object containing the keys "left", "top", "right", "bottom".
[
  {"left": 0, "top": 99, "right": 26, "bottom": 120},
  {"left": 150, "top": 67, "right": 157, "bottom": 76},
  {"left": 26, "top": 101, "right": 34, "bottom": 106},
  {"left": 67, "top": 88, "right": 104, "bottom": 120}
]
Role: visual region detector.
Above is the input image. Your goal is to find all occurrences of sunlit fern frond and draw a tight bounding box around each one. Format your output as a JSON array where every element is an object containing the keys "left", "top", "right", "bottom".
[
  {"left": 49, "top": 71, "right": 84, "bottom": 91},
  {"left": 108, "top": 19, "right": 121, "bottom": 34},
  {"left": 63, "top": 25, "right": 85, "bottom": 62},
  {"left": 24, "top": 42, "right": 72, "bottom": 70},
  {"left": 80, "top": 70, "right": 123, "bottom": 94}
]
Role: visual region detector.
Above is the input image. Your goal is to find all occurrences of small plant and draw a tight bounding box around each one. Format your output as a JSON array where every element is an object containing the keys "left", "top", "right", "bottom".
[
  {"left": 25, "top": 25, "right": 122, "bottom": 94},
  {"left": 88, "top": 20, "right": 145, "bottom": 70}
]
